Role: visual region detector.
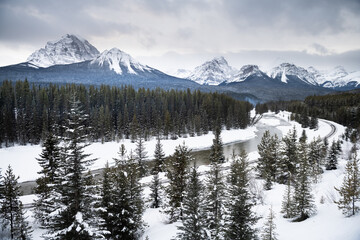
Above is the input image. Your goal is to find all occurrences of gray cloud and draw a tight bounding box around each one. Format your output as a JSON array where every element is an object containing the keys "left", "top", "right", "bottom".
[{"left": 0, "top": 0, "right": 360, "bottom": 70}]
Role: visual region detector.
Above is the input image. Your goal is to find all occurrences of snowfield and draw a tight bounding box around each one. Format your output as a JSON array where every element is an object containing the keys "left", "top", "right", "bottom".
[{"left": 2, "top": 110, "right": 360, "bottom": 240}]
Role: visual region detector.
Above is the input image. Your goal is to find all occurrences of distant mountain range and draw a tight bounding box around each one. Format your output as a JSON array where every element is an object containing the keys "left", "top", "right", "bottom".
[{"left": 1, "top": 34, "right": 359, "bottom": 102}]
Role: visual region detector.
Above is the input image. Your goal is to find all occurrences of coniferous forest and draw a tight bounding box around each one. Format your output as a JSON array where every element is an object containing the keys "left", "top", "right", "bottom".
[{"left": 0, "top": 80, "right": 252, "bottom": 147}]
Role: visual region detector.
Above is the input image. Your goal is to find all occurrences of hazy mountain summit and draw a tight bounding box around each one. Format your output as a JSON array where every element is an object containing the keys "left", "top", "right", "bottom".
[{"left": 27, "top": 34, "right": 100, "bottom": 68}]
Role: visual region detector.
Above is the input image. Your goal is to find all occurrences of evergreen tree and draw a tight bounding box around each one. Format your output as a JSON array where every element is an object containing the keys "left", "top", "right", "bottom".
[
  {"left": 293, "top": 132, "right": 316, "bottom": 221},
  {"left": 261, "top": 206, "right": 278, "bottom": 240},
  {"left": 205, "top": 162, "right": 226, "bottom": 240},
  {"left": 101, "top": 153, "right": 144, "bottom": 239},
  {"left": 164, "top": 143, "right": 192, "bottom": 222},
  {"left": 0, "top": 165, "right": 32, "bottom": 240},
  {"left": 209, "top": 126, "right": 225, "bottom": 164},
  {"left": 34, "top": 131, "right": 61, "bottom": 226},
  {"left": 224, "top": 149, "right": 257, "bottom": 240},
  {"left": 308, "top": 137, "right": 324, "bottom": 183},
  {"left": 152, "top": 137, "right": 165, "bottom": 174},
  {"left": 135, "top": 134, "right": 148, "bottom": 177},
  {"left": 176, "top": 163, "right": 207, "bottom": 240},
  {"left": 281, "top": 174, "right": 295, "bottom": 218},
  {"left": 277, "top": 127, "right": 298, "bottom": 184},
  {"left": 149, "top": 173, "right": 162, "bottom": 208},
  {"left": 257, "top": 131, "right": 279, "bottom": 189},
  {"left": 326, "top": 140, "right": 339, "bottom": 170},
  {"left": 335, "top": 150, "right": 360, "bottom": 216},
  {"left": 44, "top": 94, "right": 103, "bottom": 240}
]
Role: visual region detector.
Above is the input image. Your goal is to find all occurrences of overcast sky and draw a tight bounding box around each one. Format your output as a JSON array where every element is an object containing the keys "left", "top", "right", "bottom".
[{"left": 1, "top": 0, "right": 360, "bottom": 72}]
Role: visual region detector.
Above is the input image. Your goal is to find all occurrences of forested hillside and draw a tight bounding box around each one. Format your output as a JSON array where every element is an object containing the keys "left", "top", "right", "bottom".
[{"left": 0, "top": 80, "right": 252, "bottom": 147}]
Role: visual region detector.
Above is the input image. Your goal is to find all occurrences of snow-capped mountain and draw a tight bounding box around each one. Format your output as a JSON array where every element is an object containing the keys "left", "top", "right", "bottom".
[
  {"left": 308, "top": 66, "right": 360, "bottom": 89},
  {"left": 226, "top": 65, "right": 264, "bottom": 83},
  {"left": 268, "top": 63, "right": 318, "bottom": 85},
  {"left": 90, "top": 48, "right": 152, "bottom": 75},
  {"left": 27, "top": 34, "right": 99, "bottom": 68},
  {"left": 169, "top": 69, "right": 192, "bottom": 79},
  {"left": 187, "top": 57, "right": 237, "bottom": 85}
]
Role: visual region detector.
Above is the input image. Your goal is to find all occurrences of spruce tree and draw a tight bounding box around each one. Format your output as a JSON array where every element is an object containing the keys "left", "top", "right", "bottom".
[
  {"left": 261, "top": 206, "right": 278, "bottom": 240},
  {"left": 209, "top": 126, "right": 225, "bottom": 164},
  {"left": 205, "top": 161, "right": 226, "bottom": 240},
  {"left": 164, "top": 143, "right": 192, "bottom": 222},
  {"left": 281, "top": 174, "right": 295, "bottom": 218},
  {"left": 257, "top": 131, "right": 279, "bottom": 189},
  {"left": 293, "top": 132, "right": 316, "bottom": 221},
  {"left": 44, "top": 94, "right": 103, "bottom": 240},
  {"left": 326, "top": 140, "right": 339, "bottom": 170},
  {"left": 335, "top": 150, "right": 360, "bottom": 216},
  {"left": 176, "top": 163, "right": 207, "bottom": 240},
  {"left": 34, "top": 131, "right": 61, "bottom": 226},
  {"left": 135, "top": 134, "right": 148, "bottom": 177},
  {"left": 224, "top": 149, "right": 257, "bottom": 240},
  {"left": 308, "top": 137, "right": 324, "bottom": 183},
  {"left": 0, "top": 165, "right": 32, "bottom": 240},
  {"left": 100, "top": 152, "right": 144, "bottom": 239},
  {"left": 152, "top": 137, "right": 165, "bottom": 174},
  {"left": 149, "top": 173, "right": 162, "bottom": 208},
  {"left": 277, "top": 127, "right": 298, "bottom": 184}
]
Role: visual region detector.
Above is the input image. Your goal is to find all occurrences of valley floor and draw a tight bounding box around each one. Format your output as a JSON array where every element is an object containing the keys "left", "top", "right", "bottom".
[{"left": 1, "top": 110, "right": 360, "bottom": 239}]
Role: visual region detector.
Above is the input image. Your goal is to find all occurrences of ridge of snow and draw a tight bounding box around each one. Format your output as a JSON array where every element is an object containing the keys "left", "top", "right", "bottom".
[
  {"left": 91, "top": 48, "right": 151, "bottom": 75},
  {"left": 226, "top": 65, "right": 264, "bottom": 83},
  {"left": 27, "top": 34, "right": 99, "bottom": 68}
]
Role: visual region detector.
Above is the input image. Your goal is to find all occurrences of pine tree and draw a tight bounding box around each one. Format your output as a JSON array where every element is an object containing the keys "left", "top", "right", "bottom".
[
  {"left": 257, "top": 131, "right": 279, "bottom": 190},
  {"left": 335, "top": 150, "right": 360, "bottom": 216},
  {"left": 0, "top": 165, "right": 32, "bottom": 240},
  {"left": 152, "top": 137, "right": 165, "bottom": 174},
  {"left": 149, "top": 173, "right": 162, "bottom": 208},
  {"left": 281, "top": 174, "right": 295, "bottom": 218},
  {"left": 205, "top": 161, "right": 226, "bottom": 240},
  {"left": 164, "top": 143, "right": 192, "bottom": 222},
  {"left": 326, "top": 140, "right": 339, "bottom": 170},
  {"left": 44, "top": 94, "right": 103, "bottom": 240},
  {"left": 277, "top": 127, "right": 298, "bottom": 184},
  {"left": 261, "top": 206, "right": 278, "bottom": 240},
  {"left": 209, "top": 126, "right": 225, "bottom": 164},
  {"left": 293, "top": 132, "right": 316, "bottom": 221},
  {"left": 308, "top": 137, "right": 324, "bottom": 183},
  {"left": 135, "top": 133, "right": 148, "bottom": 177},
  {"left": 176, "top": 163, "right": 207, "bottom": 240},
  {"left": 100, "top": 153, "right": 144, "bottom": 239},
  {"left": 224, "top": 149, "right": 258, "bottom": 240},
  {"left": 34, "top": 131, "right": 61, "bottom": 226}
]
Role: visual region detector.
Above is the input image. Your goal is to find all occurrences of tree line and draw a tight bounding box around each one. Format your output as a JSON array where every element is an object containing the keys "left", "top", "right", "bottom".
[{"left": 0, "top": 80, "right": 253, "bottom": 147}]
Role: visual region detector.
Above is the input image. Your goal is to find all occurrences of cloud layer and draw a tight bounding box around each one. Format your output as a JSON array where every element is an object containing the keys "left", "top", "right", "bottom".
[{"left": 1, "top": 0, "right": 359, "bottom": 70}]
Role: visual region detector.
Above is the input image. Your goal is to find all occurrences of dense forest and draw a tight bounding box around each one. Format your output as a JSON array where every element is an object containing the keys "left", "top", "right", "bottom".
[
  {"left": 0, "top": 80, "right": 252, "bottom": 147},
  {"left": 255, "top": 91, "right": 360, "bottom": 141}
]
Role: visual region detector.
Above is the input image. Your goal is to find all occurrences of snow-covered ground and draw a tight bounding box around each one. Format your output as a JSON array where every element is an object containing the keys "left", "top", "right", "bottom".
[{"left": 2, "top": 111, "right": 360, "bottom": 239}]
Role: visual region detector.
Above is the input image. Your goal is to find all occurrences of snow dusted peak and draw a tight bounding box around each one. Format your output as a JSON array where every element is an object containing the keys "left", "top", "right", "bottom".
[
  {"left": 91, "top": 48, "right": 151, "bottom": 75},
  {"left": 227, "top": 65, "right": 263, "bottom": 83},
  {"left": 269, "top": 63, "right": 318, "bottom": 85},
  {"left": 187, "top": 56, "right": 237, "bottom": 85},
  {"left": 27, "top": 34, "right": 99, "bottom": 68}
]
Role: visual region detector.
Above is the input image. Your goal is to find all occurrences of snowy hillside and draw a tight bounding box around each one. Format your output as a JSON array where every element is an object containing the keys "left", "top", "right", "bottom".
[
  {"left": 187, "top": 56, "right": 237, "bottom": 85},
  {"left": 308, "top": 66, "right": 360, "bottom": 88},
  {"left": 2, "top": 111, "right": 360, "bottom": 240},
  {"left": 90, "top": 48, "right": 152, "bottom": 75},
  {"left": 27, "top": 34, "right": 99, "bottom": 68}
]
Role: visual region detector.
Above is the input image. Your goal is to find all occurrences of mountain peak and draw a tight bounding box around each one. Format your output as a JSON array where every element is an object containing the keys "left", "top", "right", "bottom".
[
  {"left": 269, "top": 62, "right": 318, "bottom": 85},
  {"left": 27, "top": 34, "right": 99, "bottom": 68},
  {"left": 187, "top": 56, "right": 236, "bottom": 85},
  {"left": 91, "top": 48, "right": 151, "bottom": 75}
]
